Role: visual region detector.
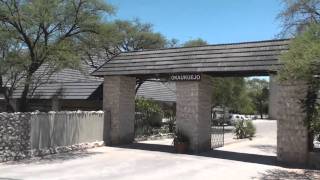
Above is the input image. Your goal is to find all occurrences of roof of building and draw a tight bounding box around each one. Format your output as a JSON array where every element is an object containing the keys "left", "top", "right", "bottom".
[
  {"left": 137, "top": 81, "right": 176, "bottom": 102},
  {"left": 92, "top": 39, "right": 290, "bottom": 77},
  {"left": 12, "top": 63, "right": 104, "bottom": 100},
  {"left": 12, "top": 81, "right": 102, "bottom": 100},
  {"left": 12, "top": 65, "right": 177, "bottom": 102},
  {"left": 12, "top": 39, "right": 290, "bottom": 102},
  {"left": 12, "top": 80, "right": 177, "bottom": 102}
]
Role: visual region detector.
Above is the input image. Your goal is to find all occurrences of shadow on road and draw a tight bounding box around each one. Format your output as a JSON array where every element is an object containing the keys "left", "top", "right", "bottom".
[
  {"left": 120, "top": 142, "right": 175, "bottom": 153},
  {"left": 118, "top": 142, "right": 277, "bottom": 166},
  {"left": 118, "top": 143, "right": 320, "bottom": 170},
  {"left": 199, "top": 149, "right": 277, "bottom": 166},
  {"left": 255, "top": 169, "right": 320, "bottom": 179}
]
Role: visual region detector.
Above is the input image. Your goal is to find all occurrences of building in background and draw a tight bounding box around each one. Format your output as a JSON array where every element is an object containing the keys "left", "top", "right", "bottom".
[{"left": 1, "top": 63, "right": 176, "bottom": 112}]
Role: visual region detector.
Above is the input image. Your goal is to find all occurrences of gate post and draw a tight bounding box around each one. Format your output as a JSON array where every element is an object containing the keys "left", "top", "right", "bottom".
[
  {"left": 103, "top": 76, "right": 136, "bottom": 146},
  {"left": 277, "top": 81, "right": 309, "bottom": 165},
  {"left": 269, "top": 74, "right": 279, "bottom": 120},
  {"left": 176, "top": 74, "right": 212, "bottom": 153}
]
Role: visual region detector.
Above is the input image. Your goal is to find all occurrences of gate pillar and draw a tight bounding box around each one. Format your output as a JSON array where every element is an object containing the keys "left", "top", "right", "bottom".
[
  {"left": 176, "top": 74, "right": 212, "bottom": 153},
  {"left": 103, "top": 76, "right": 136, "bottom": 145},
  {"left": 277, "top": 81, "right": 309, "bottom": 165},
  {"left": 269, "top": 74, "right": 279, "bottom": 120}
]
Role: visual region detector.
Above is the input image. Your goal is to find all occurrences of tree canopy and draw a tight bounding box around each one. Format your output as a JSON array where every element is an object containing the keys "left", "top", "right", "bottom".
[
  {"left": 278, "top": 0, "right": 320, "bottom": 149},
  {"left": 246, "top": 78, "right": 269, "bottom": 118},
  {"left": 182, "top": 38, "right": 208, "bottom": 47},
  {"left": 280, "top": 24, "right": 320, "bottom": 81},
  {"left": 81, "top": 19, "right": 169, "bottom": 68},
  {"left": 0, "top": 1, "right": 172, "bottom": 111},
  {"left": 278, "top": 0, "right": 320, "bottom": 36},
  {"left": 0, "top": 0, "right": 117, "bottom": 111}
]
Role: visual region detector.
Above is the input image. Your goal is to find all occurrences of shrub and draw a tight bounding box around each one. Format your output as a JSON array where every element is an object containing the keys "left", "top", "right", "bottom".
[
  {"left": 234, "top": 120, "right": 256, "bottom": 139},
  {"left": 135, "top": 98, "right": 163, "bottom": 136}
]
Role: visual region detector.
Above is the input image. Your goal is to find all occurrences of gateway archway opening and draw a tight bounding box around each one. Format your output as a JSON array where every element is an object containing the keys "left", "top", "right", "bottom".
[
  {"left": 132, "top": 74, "right": 277, "bottom": 159},
  {"left": 93, "top": 39, "right": 310, "bottom": 165}
]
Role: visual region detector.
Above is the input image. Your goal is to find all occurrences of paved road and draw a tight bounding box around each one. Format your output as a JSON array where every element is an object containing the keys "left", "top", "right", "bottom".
[{"left": 0, "top": 120, "right": 319, "bottom": 180}]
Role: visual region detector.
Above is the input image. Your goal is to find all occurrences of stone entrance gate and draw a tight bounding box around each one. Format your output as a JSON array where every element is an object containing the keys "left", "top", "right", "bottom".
[{"left": 92, "top": 39, "right": 309, "bottom": 165}]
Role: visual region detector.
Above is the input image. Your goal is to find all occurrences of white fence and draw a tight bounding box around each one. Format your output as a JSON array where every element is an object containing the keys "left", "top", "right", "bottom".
[{"left": 30, "top": 111, "right": 104, "bottom": 149}]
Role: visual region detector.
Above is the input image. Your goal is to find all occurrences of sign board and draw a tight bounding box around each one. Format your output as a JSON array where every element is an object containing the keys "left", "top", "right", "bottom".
[{"left": 170, "top": 73, "right": 201, "bottom": 81}]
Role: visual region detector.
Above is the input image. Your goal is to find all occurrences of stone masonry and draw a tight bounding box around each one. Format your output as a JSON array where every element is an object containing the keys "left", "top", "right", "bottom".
[
  {"left": 0, "top": 111, "right": 105, "bottom": 163},
  {"left": 0, "top": 113, "right": 31, "bottom": 162},
  {"left": 269, "top": 74, "right": 279, "bottom": 120},
  {"left": 176, "top": 74, "right": 213, "bottom": 153},
  {"left": 103, "top": 76, "right": 136, "bottom": 145},
  {"left": 277, "top": 81, "right": 309, "bottom": 165}
]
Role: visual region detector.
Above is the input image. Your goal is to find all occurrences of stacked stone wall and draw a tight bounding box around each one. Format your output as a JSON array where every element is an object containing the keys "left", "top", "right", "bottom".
[
  {"left": 0, "top": 113, "right": 31, "bottom": 162},
  {"left": 176, "top": 74, "right": 212, "bottom": 153},
  {"left": 0, "top": 111, "right": 104, "bottom": 163},
  {"left": 103, "top": 76, "right": 136, "bottom": 145},
  {"left": 277, "top": 82, "right": 309, "bottom": 164}
]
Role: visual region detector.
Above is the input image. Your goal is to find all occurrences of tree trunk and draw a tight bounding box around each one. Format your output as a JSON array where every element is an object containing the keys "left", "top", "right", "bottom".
[
  {"left": 1, "top": 76, "right": 16, "bottom": 112},
  {"left": 259, "top": 101, "right": 263, "bottom": 119},
  {"left": 19, "top": 84, "right": 30, "bottom": 112},
  {"left": 5, "top": 97, "right": 14, "bottom": 112},
  {"left": 19, "top": 74, "right": 32, "bottom": 112}
]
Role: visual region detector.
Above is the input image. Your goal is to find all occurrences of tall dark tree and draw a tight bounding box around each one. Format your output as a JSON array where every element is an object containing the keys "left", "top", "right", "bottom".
[
  {"left": 212, "top": 77, "right": 254, "bottom": 114},
  {"left": 247, "top": 79, "right": 269, "bottom": 119}
]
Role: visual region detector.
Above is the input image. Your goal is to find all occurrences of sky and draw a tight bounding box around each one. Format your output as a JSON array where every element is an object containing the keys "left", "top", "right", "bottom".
[{"left": 107, "top": 0, "right": 284, "bottom": 45}]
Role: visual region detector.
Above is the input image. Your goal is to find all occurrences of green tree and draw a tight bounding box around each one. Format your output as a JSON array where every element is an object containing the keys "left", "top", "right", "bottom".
[
  {"left": 82, "top": 19, "right": 168, "bottom": 67},
  {"left": 0, "top": 0, "right": 114, "bottom": 111},
  {"left": 135, "top": 98, "right": 163, "bottom": 136},
  {"left": 0, "top": 29, "right": 26, "bottom": 111},
  {"left": 113, "top": 20, "right": 167, "bottom": 51},
  {"left": 278, "top": 0, "right": 320, "bottom": 150},
  {"left": 80, "top": 19, "right": 169, "bottom": 92},
  {"left": 247, "top": 79, "right": 269, "bottom": 119},
  {"left": 212, "top": 77, "right": 254, "bottom": 114},
  {"left": 183, "top": 38, "right": 208, "bottom": 47},
  {"left": 279, "top": 24, "right": 320, "bottom": 150},
  {"left": 280, "top": 24, "right": 320, "bottom": 80}
]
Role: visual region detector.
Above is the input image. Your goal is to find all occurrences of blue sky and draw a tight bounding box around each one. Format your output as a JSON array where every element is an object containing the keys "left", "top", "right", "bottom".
[{"left": 107, "top": 0, "right": 284, "bottom": 45}]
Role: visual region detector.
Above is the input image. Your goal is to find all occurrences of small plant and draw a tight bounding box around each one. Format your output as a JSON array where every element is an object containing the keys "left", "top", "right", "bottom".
[
  {"left": 234, "top": 120, "right": 256, "bottom": 139},
  {"left": 245, "top": 120, "right": 256, "bottom": 138},
  {"left": 173, "top": 129, "right": 189, "bottom": 153}
]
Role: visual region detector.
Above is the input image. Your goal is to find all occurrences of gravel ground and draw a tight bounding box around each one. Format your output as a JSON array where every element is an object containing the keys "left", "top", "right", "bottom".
[{"left": 0, "top": 120, "right": 319, "bottom": 180}]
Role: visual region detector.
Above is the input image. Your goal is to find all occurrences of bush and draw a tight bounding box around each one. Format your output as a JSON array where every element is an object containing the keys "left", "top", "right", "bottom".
[
  {"left": 135, "top": 98, "right": 163, "bottom": 136},
  {"left": 234, "top": 120, "right": 256, "bottom": 139}
]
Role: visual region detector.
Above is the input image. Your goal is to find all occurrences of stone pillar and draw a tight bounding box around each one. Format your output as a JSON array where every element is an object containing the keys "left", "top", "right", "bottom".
[
  {"left": 277, "top": 81, "right": 309, "bottom": 165},
  {"left": 176, "top": 74, "right": 212, "bottom": 153},
  {"left": 269, "top": 74, "right": 279, "bottom": 120},
  {"left": 103, "top": 76, "right": 136, "bottom": 146}
]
